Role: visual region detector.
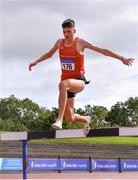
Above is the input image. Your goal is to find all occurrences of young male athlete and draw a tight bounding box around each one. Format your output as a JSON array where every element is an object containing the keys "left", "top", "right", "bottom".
[{"left": 29, "top": 19, "right": 134, "bottom": 134}]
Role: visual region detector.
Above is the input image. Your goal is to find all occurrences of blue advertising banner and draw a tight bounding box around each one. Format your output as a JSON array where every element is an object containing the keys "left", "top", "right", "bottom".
[
  {"left": 1, "top": 158, "right": 138, "bottom": 172},
  {"left": 29, "top": 158, "right": 59, "bottom": 171},
  {"left": 0, "top": 158, "right": 2, "bottom": 170},
  {"left": 121, "top": 160, "right": 138, "bottom": 171},
  {"left": 92, "top": 159, "right": 119, "bottom": 171},
  {"left": 0, "top": 158, "right": 22, "bottom": 171},
  {"left": 60, "top": 159, "right": 90, "bottom": 171}
]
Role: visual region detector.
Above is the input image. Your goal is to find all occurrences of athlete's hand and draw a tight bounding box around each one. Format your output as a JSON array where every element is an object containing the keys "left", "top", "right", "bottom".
[
  {"left": 121, "top": 58, "right": 134, "bottom": 66},
  {"left": 29, "top": 61, "right": 37, "bottom": 71}
]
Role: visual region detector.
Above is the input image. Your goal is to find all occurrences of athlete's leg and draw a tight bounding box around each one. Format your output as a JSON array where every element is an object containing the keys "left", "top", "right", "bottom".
[
  {"left": 57, "top": 79, "right": 85, "bottom": 121},
  {"left": 64, "top": 97, "right": 91, "bottom": 135},
  {"left": 52, "top": 78, "right": 91, "bottom": 131},
  {"left": 65, "top": 98, "right": 90, "bottom": 123}
]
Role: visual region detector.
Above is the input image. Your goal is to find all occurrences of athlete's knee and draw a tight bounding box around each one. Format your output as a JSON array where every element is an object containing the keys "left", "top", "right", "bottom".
[{"left": 59, "top": 81, "right": 68, "bottom": 91}]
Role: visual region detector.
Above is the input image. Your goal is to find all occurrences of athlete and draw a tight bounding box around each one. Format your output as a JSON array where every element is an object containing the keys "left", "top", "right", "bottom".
[{"left": 29, "top": 19, "right": 134, "bottom": 134}]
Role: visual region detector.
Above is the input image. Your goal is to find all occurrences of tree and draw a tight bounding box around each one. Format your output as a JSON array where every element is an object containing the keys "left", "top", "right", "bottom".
[
  {"left": 106, "top": 102, "right": 130, "bottom": 127},
  {"left": 0, "top": 95, "right": 137, "bottom": 131},
  {"left": 124, "top": 97, "right": 138, "bottom": 126},
  {"left": 39, "top": 107, "right": 57, "bottom": 130},
  {"left": 105, "top": 97, "right": 138, "bottom": 127},
  {"left": 84, "top": 105, "right": 108, "bottom": 128},
  {"left": 0, "top": 95, "right": 52, "bottom": 131}
]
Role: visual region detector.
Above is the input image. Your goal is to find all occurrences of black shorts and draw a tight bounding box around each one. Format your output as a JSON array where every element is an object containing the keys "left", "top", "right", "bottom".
[{"left": 67, "top": 76, "right": 90, "bottom": 98}]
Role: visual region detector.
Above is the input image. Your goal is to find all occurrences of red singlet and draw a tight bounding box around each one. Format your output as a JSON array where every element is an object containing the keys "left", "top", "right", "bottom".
[{"left": 59, "top": 37, "right": 85, "bottom": 81}]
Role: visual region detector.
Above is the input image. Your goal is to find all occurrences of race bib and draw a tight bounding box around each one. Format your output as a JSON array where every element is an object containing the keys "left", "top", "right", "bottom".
[{"left": 61, "top": 58, "right": 75, "bottom": 71}]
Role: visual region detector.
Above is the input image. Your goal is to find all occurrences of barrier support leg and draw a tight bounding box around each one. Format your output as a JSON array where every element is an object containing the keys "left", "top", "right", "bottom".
[
  {"left": 89, "top": 156, "right": 92, "bottom": 173},
  {"left": 58, "top": 154, "right": 61, "bottom": 173},
  {"left": 119, "top": 157, "right": 122, "bottom": 173},
  {"left": 22, "top": 140, "right": 28, "bottom": 180}
]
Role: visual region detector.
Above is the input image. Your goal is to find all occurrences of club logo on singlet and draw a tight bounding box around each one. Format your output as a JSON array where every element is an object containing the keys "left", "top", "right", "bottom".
[{"left": 61, "top": 58, "right": 75, "bottom": 71}]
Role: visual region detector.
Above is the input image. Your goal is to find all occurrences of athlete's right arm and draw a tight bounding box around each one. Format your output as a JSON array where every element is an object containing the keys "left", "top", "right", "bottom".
[{"left": 29, "top": 39, "right": 61, "bottom": 71}]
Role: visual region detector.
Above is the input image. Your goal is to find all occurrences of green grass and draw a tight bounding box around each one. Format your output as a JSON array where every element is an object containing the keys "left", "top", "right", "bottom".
[
  {"left": 0, "top": 131, "right": 6, "bottom": 133},
  {"left": 33, "top": 136, "right": 138, "bottom": 145}
]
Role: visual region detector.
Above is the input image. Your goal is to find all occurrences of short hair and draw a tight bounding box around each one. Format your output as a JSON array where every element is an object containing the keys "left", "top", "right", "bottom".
[{"left": 62, "top": 19, "right": 75, "bottom": 28}]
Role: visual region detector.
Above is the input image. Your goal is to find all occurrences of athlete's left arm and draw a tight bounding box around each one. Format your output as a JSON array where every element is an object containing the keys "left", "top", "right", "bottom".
[{"left": 82, "top": 40, "right": 134, "bottom": 66}]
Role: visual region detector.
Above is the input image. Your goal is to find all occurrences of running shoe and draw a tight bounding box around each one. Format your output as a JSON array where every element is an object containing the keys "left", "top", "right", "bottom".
[
  {"left": 83, "top": 116, "right": 91, "bottom": 135},
  {"left": 51, "top": 119, "right": 62, "bottom": 130}
]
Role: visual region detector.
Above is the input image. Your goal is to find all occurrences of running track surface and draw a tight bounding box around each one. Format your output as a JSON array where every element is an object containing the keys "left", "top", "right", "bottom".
[{"left": 0, "top": 172, "right": 138, "bottom": 180}]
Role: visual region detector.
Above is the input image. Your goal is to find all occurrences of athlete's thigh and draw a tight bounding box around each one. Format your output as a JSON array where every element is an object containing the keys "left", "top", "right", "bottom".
[
  {"left": 63, "top": 79, "right": 85, "bottom": 93},
  {"left": 64, "top": 98, "right": 74, "bottom": 121}
]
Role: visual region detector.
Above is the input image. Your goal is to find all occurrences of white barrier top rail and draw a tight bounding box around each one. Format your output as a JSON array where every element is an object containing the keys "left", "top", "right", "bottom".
[{"left": 0, "top": 128, "right": 138, "bottom": 141}]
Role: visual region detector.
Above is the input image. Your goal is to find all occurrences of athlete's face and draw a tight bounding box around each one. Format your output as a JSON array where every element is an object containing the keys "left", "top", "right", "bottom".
[{"left": 63, "top": 27, "right": 76, "bottom": 40}]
